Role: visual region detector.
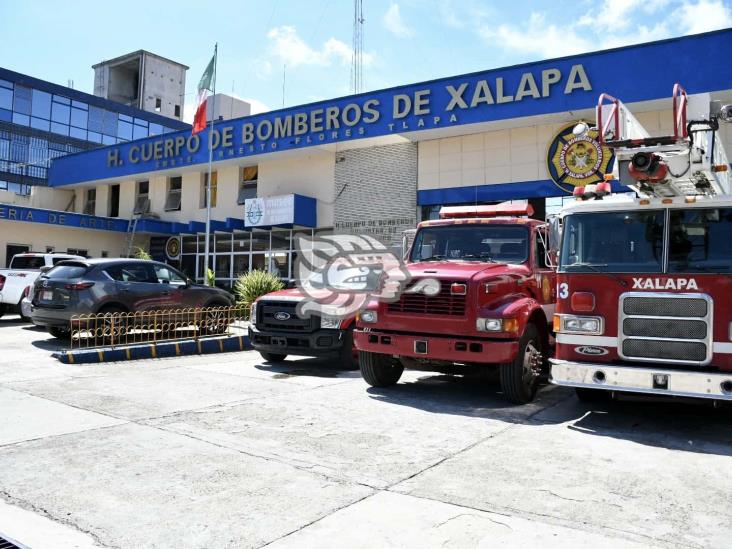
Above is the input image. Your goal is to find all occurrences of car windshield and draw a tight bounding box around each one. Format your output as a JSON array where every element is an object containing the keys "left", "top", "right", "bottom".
[
  {"left": 560, "top": 211, "right": 664, "bottom": 273},
  {"left": 411, "top": 224, "right": 529, "bottom": 263},
  {"left": 46, "top": 263, "right": 89, "bottom": 279},
  {"left": 668, "top": 208, "right": 732, "bottom": 272},
  {"left": 10, "top": 256, "right": 45, "bottom": 270}
]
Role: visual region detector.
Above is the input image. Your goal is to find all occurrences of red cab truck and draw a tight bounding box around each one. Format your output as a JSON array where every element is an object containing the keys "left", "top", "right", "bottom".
[{"left": 354, "top": 203, "right": 557, "bottom": 404}]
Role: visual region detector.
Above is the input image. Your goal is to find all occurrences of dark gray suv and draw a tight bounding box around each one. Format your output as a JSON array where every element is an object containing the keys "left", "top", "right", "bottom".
[{"left": 31, "top": 259, "right": 234, "bottom": 338}]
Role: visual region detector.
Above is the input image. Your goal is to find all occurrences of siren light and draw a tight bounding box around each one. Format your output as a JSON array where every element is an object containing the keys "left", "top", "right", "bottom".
[
  {"left": 438, "top": 201, "right": 534, "bottom": 219},
  {"left": 628, "top": 152, "right": 668, "bottom": 183}
]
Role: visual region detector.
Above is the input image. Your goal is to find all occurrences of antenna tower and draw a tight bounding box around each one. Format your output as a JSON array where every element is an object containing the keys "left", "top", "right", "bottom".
[{"left": 351, "top": 0, "right": 364, "bottom": 93}]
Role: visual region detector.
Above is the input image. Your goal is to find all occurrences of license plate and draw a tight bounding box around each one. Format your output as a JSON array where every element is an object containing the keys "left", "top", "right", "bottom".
[{"left": 42, "top": 290, "right": 53, "bottom": 301}]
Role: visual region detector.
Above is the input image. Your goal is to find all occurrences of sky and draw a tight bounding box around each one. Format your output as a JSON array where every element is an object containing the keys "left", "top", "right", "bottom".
[{"left": 2, "top": 0, "right": 731, "bottom": 123}]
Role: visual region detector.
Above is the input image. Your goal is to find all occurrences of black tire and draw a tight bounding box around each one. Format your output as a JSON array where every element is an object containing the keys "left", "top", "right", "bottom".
[
  {"left": 500, "top": 323, "right": 543, "bottom": 405},
  {"left": 48, "top": 326, "right": 70, "bottom": 340},
  {"left": 575, "top": 387, "right": 611, "bottom": 403},
  {"left": 260, "top": 352, "right": 287, "bottom": 362},
  {"left": 20, "top": 313, "right": 31, "bottom": 322},
  {"left": 359, "top": 350, "right": 404, "bottom": 387},
  {"left": 338, "top": 326, "right": 359, "bottom": 370},
  {"left": 0, "top": 303, "right": 5, "bottom": 319}
]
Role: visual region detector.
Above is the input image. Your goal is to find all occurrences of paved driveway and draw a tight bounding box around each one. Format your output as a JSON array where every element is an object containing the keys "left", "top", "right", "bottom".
[{"left": 0, "top": 314, "right": 730, "bottom": 548}]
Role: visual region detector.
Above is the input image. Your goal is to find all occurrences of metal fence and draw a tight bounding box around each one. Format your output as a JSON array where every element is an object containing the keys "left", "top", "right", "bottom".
[{"left": 69, "top": 304, "right": 250, "bottom": 350}]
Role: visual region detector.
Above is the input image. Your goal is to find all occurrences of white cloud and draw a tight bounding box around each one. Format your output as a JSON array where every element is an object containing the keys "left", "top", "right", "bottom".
[
  {"left": 266, "top": 25, "right": 373, "bottom": 67},
  {"left": 383, "top": 3, "right": 414, "bottom": 38},
  {"left": 480, "top": 13, "right": 594, "bottom": 59},
  {"left": 438, "top": 0, "right": 465, "bottom": 28},
  {"left": 679, "top": 0, "right": 732, "bottom": 34}
]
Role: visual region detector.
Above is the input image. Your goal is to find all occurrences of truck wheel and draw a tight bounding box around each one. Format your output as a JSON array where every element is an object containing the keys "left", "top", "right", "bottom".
[
  {"left": 0, "top": 303, "right": 5, "bottom": 319},
  {"left": 48, "top": 326, "right": 70, "bottom": 340},
  {"left": 575, "top": 387, "right": 611, "bottom": 403},
  {"left": 500, "top": 323, "right": 542, "bottom": 404},
  {"left": 260, "top": 352, "right": 287, "bottom": 362},
  {"left": 359, "top": 351, "right": 403, "bottom": 387},
  {"left": 338, "top": 327, "right": 359, "bottom": 370}
]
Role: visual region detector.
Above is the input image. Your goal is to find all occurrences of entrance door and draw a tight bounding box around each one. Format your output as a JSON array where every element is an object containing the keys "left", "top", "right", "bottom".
[
  {"left": 109, "top": 184, "right": 120, "bottom": 217},
  {"left": 5, "top": 244, "right": 30, "bottom": 267}
]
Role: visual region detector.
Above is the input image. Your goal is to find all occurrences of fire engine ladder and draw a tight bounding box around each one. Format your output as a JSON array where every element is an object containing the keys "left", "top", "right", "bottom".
[
  {"left": 596, "top": 83, "right": 730, "bottom": 198},
  {"left": 124, "top": 216, "right": 139, "bottom": 257}
]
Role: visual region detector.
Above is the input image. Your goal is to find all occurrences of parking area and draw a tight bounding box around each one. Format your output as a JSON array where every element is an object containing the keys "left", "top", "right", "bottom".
[{"left": 1, "top": 314, "right": 731, "bottom": 548}]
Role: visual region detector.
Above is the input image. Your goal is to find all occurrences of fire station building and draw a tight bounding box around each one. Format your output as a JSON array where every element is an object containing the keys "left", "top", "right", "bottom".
[{"left": 2, "top": 30, "right": 732, "bottom": 286}]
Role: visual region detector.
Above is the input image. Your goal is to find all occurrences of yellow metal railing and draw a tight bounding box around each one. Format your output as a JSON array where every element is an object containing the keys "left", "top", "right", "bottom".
[{"left": 69, "top": 304, "right": 250, "bottom": 349}]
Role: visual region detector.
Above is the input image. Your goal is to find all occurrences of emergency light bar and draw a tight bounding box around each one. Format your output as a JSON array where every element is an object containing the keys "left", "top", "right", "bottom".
[{"left": 439, "top": 202, "right": 534, "bottom": 219}]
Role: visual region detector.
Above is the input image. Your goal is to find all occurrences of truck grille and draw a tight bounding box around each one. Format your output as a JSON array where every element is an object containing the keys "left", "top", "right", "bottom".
[
  {"left": 387, "top": 279, "right": 466, "bottom": 316},
  {"left": 256, "top": 301, "right": 318, "bottom": 332},
  {"left": 619, "top": 293, "right": 712, "bottom": 365}
]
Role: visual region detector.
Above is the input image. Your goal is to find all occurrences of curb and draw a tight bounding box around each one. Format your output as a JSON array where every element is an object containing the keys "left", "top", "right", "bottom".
[{"left": 53, "top": 334, "right": 252, "bottom": 364}]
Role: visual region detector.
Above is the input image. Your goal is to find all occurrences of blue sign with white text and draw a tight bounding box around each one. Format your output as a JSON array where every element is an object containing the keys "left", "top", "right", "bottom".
[{"left": 49, "top": 30, "right": 732, "bottom": 187}]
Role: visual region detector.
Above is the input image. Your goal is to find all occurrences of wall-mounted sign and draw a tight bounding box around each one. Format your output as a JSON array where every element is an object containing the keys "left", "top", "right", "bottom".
[
  {"left": 245, "top": 195, "right": 295, "bottom": 227},
  {"left": 546, "top": 123, "right": 614, "bottom": 191},
  {"left": 165, "top": 236, "right": 181, "bottom": 260}
]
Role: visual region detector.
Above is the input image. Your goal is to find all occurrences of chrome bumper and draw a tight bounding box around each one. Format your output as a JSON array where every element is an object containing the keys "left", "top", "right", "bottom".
[{"left": 550, "top": 359, "right": 732, "bottom": 401}]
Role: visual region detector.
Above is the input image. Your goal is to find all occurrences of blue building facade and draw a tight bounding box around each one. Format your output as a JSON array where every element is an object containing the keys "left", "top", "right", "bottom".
[{"left": 0, "top": 67, "right": 189, "bottom": 194}]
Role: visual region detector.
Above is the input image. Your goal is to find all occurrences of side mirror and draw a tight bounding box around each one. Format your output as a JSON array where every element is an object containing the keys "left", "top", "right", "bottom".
[{"left": 544, "top": 216, "right": 562, "bottom": 268}]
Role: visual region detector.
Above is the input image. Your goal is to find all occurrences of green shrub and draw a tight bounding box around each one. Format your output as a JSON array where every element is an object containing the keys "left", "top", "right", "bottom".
[
  {"left": 234, "top": 270, "right": 284, "bottom": 317},
  {"left": 134, "top": 247, "right": 152, "bottom": 260},
  {"left": 206, "top": 268, "right": 215, "bottom": 287}
]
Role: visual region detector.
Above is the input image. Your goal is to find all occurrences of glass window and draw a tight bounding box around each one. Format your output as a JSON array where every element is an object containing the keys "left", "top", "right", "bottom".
[
  {"left": 105, "top": 263, "right": 157, "bottom": 283},
  {"left": 216, "top": 233, "right": 232, "bottom": 253},
  {"left": 102, "top": 134, "right": 116, "bottom": 145},
  {"left": 12, "top": 113, "right": 29, "bottom": 126},
  {"left": 201, "top": 172, "right": 217, "bottom": 208},
  {"left": 149, "top": 122, "right": 163, "bottom": 136},
  {"left": 154, "top": 264, "right": 187, "bottom": 284},
  {"left": 51, "top": 102, "right": 70, "bottom": 124},
  {"left": 46, "top": 264, "right": 88, "bottom": 278},
  {"left": 270, "top": 231, "right": 290, "bottom": 251},
  {"left": 233, "top": 254, "right": 249, "bottom": 276},
  {"left": 0, "top": 108, "right": 11, "bottom": 122},
  {"left": 102, "top": 109, "right": 118, "bottom": 136},
  {"left": 9, "top": 255, "right": 45, "bottom": 269},
  {"left": 411, "top": 224, "right": 530, "bottom": 263},
  {"left": 69, "top": 126, "right": 86, "bottom": 140},
  {"left": 70, "top": 107, "right": 88, "bottom": 128},
  {"left": 30, "top": 117, "right": 50, "bottom": 131},
  {"left": 13, "top": 85, "right": 31, "bottom": 115},
  {"left": 0, "top": 87, "right": 11, "bottom": 111},
  {"left": 50, "top": 122, "right": 70, "bottom": 136},
  {"left": 560, "top": 211, "right": 665, "bottom": 273},
  {"left": 119, "top": 113, "right": 133, "bottom": 123},
  {"left": 71, "top": 100, "right": 88, "bottom": 110},
  {"left": 234, "top": 233, "right": 250, "bottom": 252},
  {"left": 668, "top": 208, "right": 732, "bottom": 272},
  {"left": 87, "top": 106, "right": 103, "bottom": 133},
  {"left": 251, "top": 232, "right": 269, "bottom": 251},
  {"left": 0, "top": 79, "right": 12, "bottom": 89},
  {"left": 133, "top": 118, "right": 148, "bottom": 128},
  {"left": 133, "top": 124, "right": 147, "bottom": 140},
  {"left": 53, "top": 95, "right": 70, "bottom": 105},
  {"left": 117, "top": 121, "right": 133, "bottom": 140},
  {"left": 31, "top": 90, "right": 51, "bottom": 119},
  {"left": 87, "top": 131, "right": 102, "bottom": 143},
  {"left": 215, "top": 255, "right": 231, "bottom": 278}
]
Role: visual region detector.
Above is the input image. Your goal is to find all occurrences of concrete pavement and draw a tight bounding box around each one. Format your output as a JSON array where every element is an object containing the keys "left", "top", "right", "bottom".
[{"left": 0, "top": 314, "right": 730, "bottom": 548}]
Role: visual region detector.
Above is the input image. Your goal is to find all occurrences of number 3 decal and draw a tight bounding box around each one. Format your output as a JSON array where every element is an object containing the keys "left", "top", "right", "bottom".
[{"left": 558, "top": 283, "right": 569, "bottom": 299}]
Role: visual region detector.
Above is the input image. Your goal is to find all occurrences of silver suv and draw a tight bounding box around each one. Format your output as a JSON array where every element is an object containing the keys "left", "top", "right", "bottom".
[{"left": 31, "top": 259, "right": 234, "bottom": 338}]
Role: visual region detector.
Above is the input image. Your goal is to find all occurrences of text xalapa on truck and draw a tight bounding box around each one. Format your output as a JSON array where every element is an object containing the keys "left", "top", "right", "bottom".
[
  {"left": 550, "top": 83, "right": 732, "bottom": 403},
  {"left": 354, "top": 203, "right": 558, "bottom": 404}
]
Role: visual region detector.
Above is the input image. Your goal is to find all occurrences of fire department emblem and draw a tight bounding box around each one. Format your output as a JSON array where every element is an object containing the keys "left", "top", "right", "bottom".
[
  {"left": 547, "top": 123, "right": 614, "bottom": 192},
  {"left": 165, "top": 237, "right": 181, "bottom": 260}
]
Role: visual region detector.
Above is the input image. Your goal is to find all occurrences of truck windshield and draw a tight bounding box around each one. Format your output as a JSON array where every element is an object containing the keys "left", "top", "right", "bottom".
[
  {"left": 560, "top": 211, "right": 664, "bottom": 272},
  {"left": 9, "top": 256, "right": 45, "bottom": 270},
  {"left": 668, "top": 208, "right": 732, "bottom": 272},
  {"left": 411, "top": 225, "right": 529, "bottom": 263}
]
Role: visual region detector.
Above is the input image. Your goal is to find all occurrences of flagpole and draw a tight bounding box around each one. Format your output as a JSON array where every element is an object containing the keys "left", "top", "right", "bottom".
[{"left": 203, "top": 43, "right": 217, "bottom": 286}]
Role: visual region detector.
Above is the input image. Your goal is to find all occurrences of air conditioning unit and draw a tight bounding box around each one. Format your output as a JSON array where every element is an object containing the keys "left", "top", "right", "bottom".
[{"left": 133, "top": 196, "right": 150, "bottom": 215}]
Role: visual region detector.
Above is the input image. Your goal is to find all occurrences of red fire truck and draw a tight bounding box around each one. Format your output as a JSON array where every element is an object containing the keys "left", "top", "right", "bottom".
[
  {"left": 354, "top": 203, "right": 557, "bottom": 404},
  {"left": 550, "top": 83, "right": 732, "bottom": 403}
]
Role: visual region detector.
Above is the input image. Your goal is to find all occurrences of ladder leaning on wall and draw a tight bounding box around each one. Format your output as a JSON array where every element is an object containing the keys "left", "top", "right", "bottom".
[{"left": 123, "top": 216, "right": 139, "bottom": 257}]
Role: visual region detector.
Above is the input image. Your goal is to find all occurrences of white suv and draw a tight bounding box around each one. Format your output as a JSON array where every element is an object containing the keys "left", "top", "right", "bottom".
[{"left": 0, "top": 252, "right": 84, "bottom": 321}]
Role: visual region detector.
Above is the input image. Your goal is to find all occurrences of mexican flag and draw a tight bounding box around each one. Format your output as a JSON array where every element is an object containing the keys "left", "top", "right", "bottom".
[{"left": 192, "top": 52, "right": 216, "bottom": 135}]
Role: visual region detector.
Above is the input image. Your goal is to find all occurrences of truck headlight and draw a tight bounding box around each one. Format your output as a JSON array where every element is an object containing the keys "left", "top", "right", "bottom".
[
  {"left": 476, "top": 318, "right": 502, "bottom": 331},
  {"left": 559, "top": 314, "right": 603, "bottom": 335},
  {"left": 250, "top": 302, "right": 257, "bottom": 323},
  {"left": 359, "top": 310, "right": 378, "bottom": 323},
  {"left": 476, "top": 318, "right": 519, "bottom": 333},
  {"left": 320, "top": 315, "right": 342, "bottom": 329}
]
